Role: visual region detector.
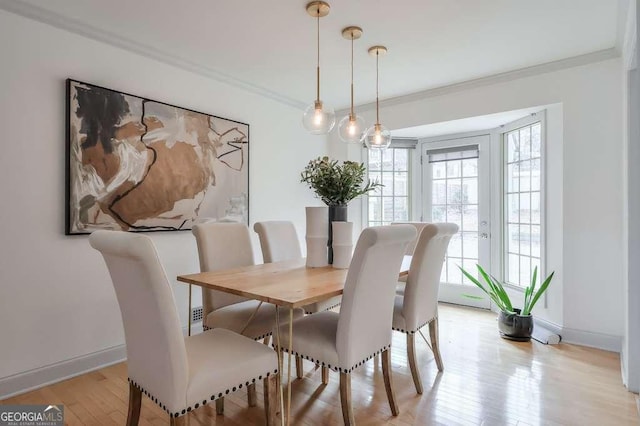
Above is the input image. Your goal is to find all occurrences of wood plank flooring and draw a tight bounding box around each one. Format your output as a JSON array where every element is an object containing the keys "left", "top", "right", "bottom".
[{"left": 2, "top": 304, "right": 638, "bottom": 425}]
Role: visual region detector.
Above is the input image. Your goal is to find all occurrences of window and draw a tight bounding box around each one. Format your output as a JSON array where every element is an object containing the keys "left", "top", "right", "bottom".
[
  {"left": 367, "top": 148, "right": 410, "bottom": 226},
  {"left": 428, "top": 146, "right": 480, "bottom": 285},
  {"left": 504, "top": 121, "right": 543, "bottom": 287}
]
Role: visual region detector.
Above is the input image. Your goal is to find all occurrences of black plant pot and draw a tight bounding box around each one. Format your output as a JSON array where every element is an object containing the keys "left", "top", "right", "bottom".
[
  {"left": 328, "top": 205, "right": 348, "bottom": 264},
  {"left": 498, "top": 309, "right": 533, "bottom": 342}
]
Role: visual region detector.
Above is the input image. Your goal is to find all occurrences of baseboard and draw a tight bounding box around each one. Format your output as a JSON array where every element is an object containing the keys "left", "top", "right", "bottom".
[
  {"left": 534, "top": 317, "right": 622, "bottom": 352},
  {"left": 0, "top": 344, "right": 126, "bottom": 400}
]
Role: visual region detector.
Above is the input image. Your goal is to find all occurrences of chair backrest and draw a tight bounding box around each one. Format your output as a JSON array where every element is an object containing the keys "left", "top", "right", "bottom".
[
  {"left": 253, "top": 221, "right": 302, "bottom": 263},
  {"left": 392, "top": 222, "right": 431, "bottom": 255},
  {"left": 336, "top": 225, "right": 416, "bottom": 368},
  {"left": 89, "top": 231, "right": 188, "bottom": 412},
  {"left": 402, "top": 223, "right": 459, "bottom": 330},
  {"left": 192, "top": 222, "right": 253, "bottom": 314}
]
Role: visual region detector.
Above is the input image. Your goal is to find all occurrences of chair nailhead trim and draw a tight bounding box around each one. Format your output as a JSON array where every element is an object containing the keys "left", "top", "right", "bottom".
[
  {"left": 304, "top": 302, "right": 342, "bottom": 315},
  {"left": 392, "top": 317, "right": 435, "bottom": 335},
  {"left": 201, "top": 325, "right": 273, "bottom": 342},
  {"left": 273, "top": 345, "right": 391, "bottom": 374},
  {"left": 127, "top": 369, "right": 278, "bottom": 418}
]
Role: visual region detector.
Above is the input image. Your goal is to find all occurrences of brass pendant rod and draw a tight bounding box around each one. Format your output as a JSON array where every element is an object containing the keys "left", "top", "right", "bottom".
[
  {"left": 350, "top": 35, "right": 354, "bottom": 119},
  {"left": 316, "top": 12, "right": 320, "bottom": 103},
  {"left": 376, "top": 50, "right": 380, "bottom": 125}
]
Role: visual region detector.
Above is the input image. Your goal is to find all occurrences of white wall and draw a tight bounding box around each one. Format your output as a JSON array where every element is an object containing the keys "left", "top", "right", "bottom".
[
  {"left": 0, "top": 9, "right": 326, "bottom": 388},
  {"left": 331, "top": 57, "right": 624, "bottom": 349}
]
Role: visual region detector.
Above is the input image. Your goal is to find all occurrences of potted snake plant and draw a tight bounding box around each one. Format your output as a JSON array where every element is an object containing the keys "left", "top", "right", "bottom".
[{"left": 460, "top": 265, "right": 554, "bottom": 341}]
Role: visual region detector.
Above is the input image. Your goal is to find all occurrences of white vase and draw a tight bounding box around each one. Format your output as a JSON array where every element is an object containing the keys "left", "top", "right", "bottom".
[
  {"left": 332, "top": 221, "right": 354, "bottom": 269},
  {"left": 306, "top": 236, "right": 328, "bottom": 267},
  {"left": 305, "top": 207, "right": 329, "bottom": 267}
]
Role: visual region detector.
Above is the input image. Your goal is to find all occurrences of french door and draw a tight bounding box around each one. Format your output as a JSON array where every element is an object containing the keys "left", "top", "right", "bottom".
[{"left": 421, "top": 135, "right": 491, "bottom": 308}]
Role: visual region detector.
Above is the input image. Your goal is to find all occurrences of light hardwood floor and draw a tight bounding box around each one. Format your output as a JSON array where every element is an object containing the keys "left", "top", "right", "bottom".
[{"left": 3, "top": 304, "right": 638, "bottom": 425}]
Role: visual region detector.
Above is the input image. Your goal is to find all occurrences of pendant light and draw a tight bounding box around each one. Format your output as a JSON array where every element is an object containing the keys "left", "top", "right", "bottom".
[
  {"left": 338, "top": 26, "right": 366, "bottom": 143},
  {"left": 364, "top": 45, "right": 391, "bottom": 149},
  {"left": 302, "top": 1, "right": 335, "bottom": 135}
]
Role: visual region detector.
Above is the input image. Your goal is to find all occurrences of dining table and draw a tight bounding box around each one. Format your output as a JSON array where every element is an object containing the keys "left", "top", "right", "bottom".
[{"left": 177, "top": 255, "right": 411, "bottom": 426}]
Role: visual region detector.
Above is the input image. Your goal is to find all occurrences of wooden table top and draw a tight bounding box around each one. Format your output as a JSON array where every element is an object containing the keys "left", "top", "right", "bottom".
[{"left": 177, "top": 256, "right": 411, "bottom": 308}]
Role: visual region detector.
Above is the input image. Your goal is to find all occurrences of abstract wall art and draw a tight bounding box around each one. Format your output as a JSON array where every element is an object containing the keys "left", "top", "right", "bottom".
[{"left": 66, "top": 79, "right": 249, "bottom": 234}]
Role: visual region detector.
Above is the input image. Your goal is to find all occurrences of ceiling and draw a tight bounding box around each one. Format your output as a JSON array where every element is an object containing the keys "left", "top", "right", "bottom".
[{"left": 2, "top": 0, "right": 622, "bottom": 110}]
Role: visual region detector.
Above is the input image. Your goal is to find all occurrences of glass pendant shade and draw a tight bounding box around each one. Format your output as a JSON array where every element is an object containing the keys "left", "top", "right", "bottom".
[
  {"left": 338, "top": 114, "right": 366, "bottom": 143},
  {"left": 364, "top": 123, "right": 391, "bottom": 149},
  {"left": 302, "top": 100, "right": 336, "bottom": 134}
]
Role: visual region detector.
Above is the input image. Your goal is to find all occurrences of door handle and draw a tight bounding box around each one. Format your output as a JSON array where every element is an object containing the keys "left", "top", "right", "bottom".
[{"left": 480, "top": 233, "right": 489, "bottom": 239}]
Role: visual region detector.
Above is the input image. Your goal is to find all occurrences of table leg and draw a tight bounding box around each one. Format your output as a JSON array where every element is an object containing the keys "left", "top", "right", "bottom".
[
  {"left": 286, "top": 307, "right": 293, "bottom": 426},
  {"left": 187, "top": 284, "right": 192, "bottom": 337},
  {"left": 275, "top": 306, "right": 285, "bottom": 426}
]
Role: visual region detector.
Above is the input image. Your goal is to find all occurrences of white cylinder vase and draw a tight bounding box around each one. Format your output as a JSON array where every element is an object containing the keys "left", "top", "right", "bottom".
[
  {"left": 331, "top": 221, "right": 354, "bottom": 269},
  {"left": 305, "top": 206, "right": 328, "bottom": 267}
]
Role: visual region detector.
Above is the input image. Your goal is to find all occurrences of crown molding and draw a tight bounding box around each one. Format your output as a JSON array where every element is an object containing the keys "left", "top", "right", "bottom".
[
  {"left": 345, "top": 48, "right": 620, "bottom": 115},
  {"left": 0, "top": 0, "right": 307, "bottom": 110}
]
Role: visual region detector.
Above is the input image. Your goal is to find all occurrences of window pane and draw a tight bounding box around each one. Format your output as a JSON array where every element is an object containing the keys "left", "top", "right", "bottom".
[
  {"left": 462, "top": 177, "right": 478, "bottom": 204},
  {"left": 382, "top": 148, "right": 393, "bottom": 169},
  {"left": 447, "top": 160, "right": 461, "bottom": 178},
  {"left": 519, "top": 160, "right": 531, "bottom": 192},
  {"left": 462, "top": 258, "right": 478, "bottom": 285},
  {"left": 432, "top": 162, "right": 446, "bottom": 179},
  {"left": 508, "top": 253, "right": 519, "bottom": 284},
  {"left": 447, "top": 179, "right": 462, "bottom": 205},
  {"left": 381, "top": 172, "right": 394, "bottom": 196},
  {"left": 463, "top": 205, "right": 478, "bottom": 232},
  {"left": 520, "top": 127, "right": 531, "bottom": 160},
  {"left": 383, "top": 197, "right": 394, "bottom": 222},
  {"left": 520, "top": 193, "right": 531, "bottom": 224},
  {"left": 462, "top": 159, "right": 478, "bottom": 177},
  {"left": 368, "top": 149, "right": 382, "bottom": 171},
  {"left": 446, "top": 204, "right": 462, "bottom": 226},
  {"left": 507, "top": 131, "right": 520, "bottom": 162},
  {"left": 520, "top": 256, "right": 531, "bottom": 286},
  {"left": 447, "top": 258, "right": 463, "bottom": 284},
  {"left": 433, "top": 180, "right": 447, "bottom": 205},
  {"left": 507, "top": 194, "right": 519, "bottom": 223},
  {"left": 507, "top": 163, "right": 519, "bottom": 192},
  {"left": 508, "top": 224, "right": 520, "bottom": 254},
  {"left": 394, "top": 172, "right": 408, "bottom": 196},
  {"left": 462, "top": 232, "right": 478, "bottom": 259},
  {"left": 532, "top": 123, "right": 541, "bottom": 158},
  {"left": 394, "top": 197, "right": 408, "bottom": 221},
  {"left": 394, "top": 149, "right": 408, "bottom": 171},
  {"left": 369, "top": 197, "right": 381, "bottom": 222},
  {"left": 531, "top": 225, "right": 541, "bottom": 258},
  {"left": 432, "top": 205, "right": 446, "bottom": 222},
  {"left": 531, "top": 192, "right": 541, "bottom": 224},
  {"left": 520, "top": 225, "right": 531, "bottom": 256},
  {"left": 370, "top": 171, "right": 382, "bottom": 195},
  {"left": 448, "top": 234, "right": 462, "bottom": 258},
  {"left": 531, "top": 159, "right": 541, "bottom": 191}
]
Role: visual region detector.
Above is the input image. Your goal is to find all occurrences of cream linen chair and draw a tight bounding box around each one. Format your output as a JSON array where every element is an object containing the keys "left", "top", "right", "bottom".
[
  {"left": 253, "top": 221, "right": 342, "bottom": 314},
  {"left": 89, "top": 230, "right": 279, "bottom": 426},
  {"left": 392, "top": 223, "right": 458, "bottom": 394},
  {"left": 392, "top": 221, "right": 431, "bottom": 293},
  {"left": 192, "top": 222, "right": 304, "bottom": 388},
  {"left": 274, "top": 225, "right": 416, "bottom": 425}
]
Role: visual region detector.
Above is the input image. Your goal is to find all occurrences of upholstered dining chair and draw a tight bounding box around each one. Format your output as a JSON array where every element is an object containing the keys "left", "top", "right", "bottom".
[
  {"left": 392, "top": 222, "right": 458, "bottom": 394},
  {"left": 253, "top": 221, "right": 342, "bottom": 315},
  {"left": 391, "top": 221, "right": 431, "bottom": 292},
  {"left": 192, "top": 222, "right": 304, "bottom": 395},
  {"left": 274, "top": 225, "right": 416, "bottom": 425},
  {"left": 89, "top": 230, "right": 279, "bottom": 426}
]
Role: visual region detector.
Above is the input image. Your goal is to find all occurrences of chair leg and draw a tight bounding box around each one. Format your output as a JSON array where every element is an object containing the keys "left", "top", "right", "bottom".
[
  {"left": 321, "top": 366, "right": 329, "bottom": 385},
  {"left": 264, "top": 374, "right": 278, "bottom": 426},
  {"left": 296, "top": 355, "right": 303, "bottom": 379},
  {"left": 429, "top": 317, "right": 444, "bottom": 372},
  {"left": 264, "top": 335, "right": 271, "bottom": 346},
  {"left": 339, "top": 372, "right": 355, "bottom": 426},
  {"left": 215, "top": 398, "right": 224, "bottom": 415},
  {"left": 407, "top": 333, "right": 423, "bottom": 394},
  {"left": 126, "top": 382, "right": 142, "bottom": 426},
  {"left": 248, "top": 383, "right": 258, "bottom": 407},
  {"left": 170, "top": 416, "right": 187, "bottom": 426},
  {"left": 381, "top": 349, "right": 399, "bottom": 416}
]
